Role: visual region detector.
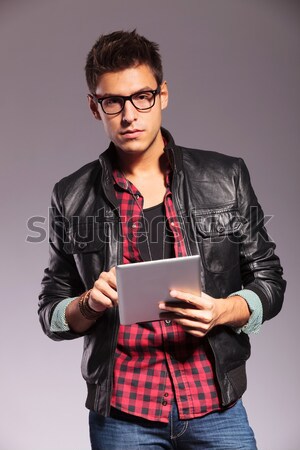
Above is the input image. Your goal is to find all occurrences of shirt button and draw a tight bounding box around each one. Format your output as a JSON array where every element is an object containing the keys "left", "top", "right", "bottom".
[
  {"left": 170, "top": 221, "right": 175, "bottom": 227},
  {"left": 132, "top": 223, "right": 137, "bottom": 228},
  {"left": 162, "top": 400, "right": 167, "bottom": 406},
  {"left": 165, "top": 320, "right": 172, "bottom": 325},
  {"left": 164, "top": 393, "right": 169, "bottom": 397},
  {"left": 135, "top": 194, "right": 140, "bottom": 199}
]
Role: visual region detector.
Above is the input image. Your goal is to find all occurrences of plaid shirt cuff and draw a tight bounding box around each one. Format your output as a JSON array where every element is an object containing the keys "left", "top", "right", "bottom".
[
  {"left": 228, "top": 289, "right": 263, "bottom": 334},
  {"left": 50, "top": 297, "right": 76, "bottom": 332}
]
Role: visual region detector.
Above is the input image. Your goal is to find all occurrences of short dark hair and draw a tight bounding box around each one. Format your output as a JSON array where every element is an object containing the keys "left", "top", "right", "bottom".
[{"left": 85, "top": 30, "right": 163, "bottom": 93}]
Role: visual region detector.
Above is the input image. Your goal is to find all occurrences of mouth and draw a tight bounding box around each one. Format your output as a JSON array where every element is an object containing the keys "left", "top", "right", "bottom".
[{"left": 120, "top": 129, "right": 144, "bottom": 139}]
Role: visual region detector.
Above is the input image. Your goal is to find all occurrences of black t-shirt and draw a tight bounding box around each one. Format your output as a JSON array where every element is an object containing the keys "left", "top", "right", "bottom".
[{"left": 137, "top": 202, "right": 175, "bottom": 261}]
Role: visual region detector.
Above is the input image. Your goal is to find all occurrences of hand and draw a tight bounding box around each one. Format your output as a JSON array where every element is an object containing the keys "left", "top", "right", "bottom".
[
  {"left": 158, "top": 290, "right": 250, "bottom": 337},
  {"left": 88, "top": 267, "right": 118, "bottom": 313}
]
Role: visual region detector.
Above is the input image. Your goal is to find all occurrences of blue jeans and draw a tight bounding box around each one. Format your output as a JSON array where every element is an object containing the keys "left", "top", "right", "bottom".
[{"left": 89, "top": 399, "right": 258, "bottom": 449}]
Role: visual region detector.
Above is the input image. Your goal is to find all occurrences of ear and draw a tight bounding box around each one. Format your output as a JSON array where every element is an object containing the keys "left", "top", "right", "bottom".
[
  {"left": 160, "top": 81, "right": 169, "bottom": 111},
  {"left": 87, "top": 94, "right": 102, "bottom": 121}
]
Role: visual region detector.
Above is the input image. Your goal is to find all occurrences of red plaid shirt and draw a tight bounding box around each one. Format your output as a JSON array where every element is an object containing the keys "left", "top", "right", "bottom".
[{"left": 110, "top": 167, "right": 221, "bottom": 422}]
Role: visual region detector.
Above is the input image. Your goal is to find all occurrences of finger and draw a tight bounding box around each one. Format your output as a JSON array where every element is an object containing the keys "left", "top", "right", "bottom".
[
  {"left": 169, "top": 289, "right": 205, "bottom": 308},
  {"left": 159, "top": 313, "right": 210, "bottom": 337},
  {"left": 181, "top": 327, "right": 207, "bottom": 338},
  {"left": 173, "top": 317, "right": 211, "bottom": 334},
  {"left": 109, "top": 266, "right": 117, "bottom": 280},
  {"left": 159, "top": 304, "right": 201, "bottom": 319},
  {"left": 99, "top": 270, "right": 117, "bottom": 289},
  {"left": 170, "top": 290, "right": 216, "bottom": 311},
  {"left": 159, "top": 300, "right": 212, "bottom": 320},
  {"left": 159, "top": 300, "right": 195, "bottom": 309},
  {"left": 158, "top": 312, "right": 211, "bottom": 337},
  {"left": 93, "top": 279, "right": 118, "bottom": 304},
  {"left": 89, "top": 289, "right": 116, "bottom": 311},
  {"left": 179, "top": 310, "right": 212, "bottom": 324}
]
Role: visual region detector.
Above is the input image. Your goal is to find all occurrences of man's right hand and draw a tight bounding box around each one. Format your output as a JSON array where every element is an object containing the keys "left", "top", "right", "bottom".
[
  {"left": 88, "top": 267, "right": 118, "bottom": 313},
  {"left": 65, "top": 266, "right": 118, "bottom": 333}
]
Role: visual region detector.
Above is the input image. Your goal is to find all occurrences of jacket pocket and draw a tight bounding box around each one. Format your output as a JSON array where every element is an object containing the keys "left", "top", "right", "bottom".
[
  {"left": 63, "top": 222, "right": 108, "bottom": 254},
  {"left": 62, "top": 222, "right": 110, "bottom": 286},
  {"left": 194, "top": 205, "right": 244, "bottom": 273}
]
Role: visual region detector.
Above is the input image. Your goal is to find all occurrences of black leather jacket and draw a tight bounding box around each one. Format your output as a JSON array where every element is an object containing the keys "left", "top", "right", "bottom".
[{"left": 38, "top": 128, "right": 286, "bottom": 415}]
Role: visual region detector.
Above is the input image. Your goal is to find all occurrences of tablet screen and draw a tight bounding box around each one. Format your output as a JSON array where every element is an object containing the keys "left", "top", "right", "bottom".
[{"left": 116, "top": 255, "right": 201, "bottom": 325}]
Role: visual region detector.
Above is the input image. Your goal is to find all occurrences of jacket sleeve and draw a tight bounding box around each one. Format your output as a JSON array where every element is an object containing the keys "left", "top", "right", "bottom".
[
  {"left": 237, "top": 158, "right": 286, "bottom": 322},
  {"left": 38, "top": 182, "right": 86, "bottom": 341}
]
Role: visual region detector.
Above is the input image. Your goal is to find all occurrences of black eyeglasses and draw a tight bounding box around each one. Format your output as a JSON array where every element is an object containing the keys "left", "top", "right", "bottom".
[{"left": 93, "top": 86, "right": 161, "bottom": 115}]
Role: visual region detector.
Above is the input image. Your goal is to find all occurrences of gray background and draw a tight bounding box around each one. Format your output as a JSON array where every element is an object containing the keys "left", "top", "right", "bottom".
[{"left": 1, "top": 1, "right": 299, "bottom": 449}]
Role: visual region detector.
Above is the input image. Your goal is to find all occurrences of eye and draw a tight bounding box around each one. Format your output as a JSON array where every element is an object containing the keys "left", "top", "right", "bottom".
[
  {"left": 133, "top": 91, "right": 151, "bottom": 101},
  {"left": 104, "top": 96, "right": 122, "bottom": 106}
]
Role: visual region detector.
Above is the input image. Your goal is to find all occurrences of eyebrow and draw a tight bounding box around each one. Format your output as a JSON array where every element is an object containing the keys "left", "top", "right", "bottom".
[{"left": 96, "top": 86, "right": 155, "bottom": 98}]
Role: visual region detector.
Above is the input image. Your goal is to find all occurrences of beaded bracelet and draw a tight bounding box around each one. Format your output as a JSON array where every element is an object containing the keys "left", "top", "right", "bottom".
[{"left": 78, "top": 290, "right": 103, "bottom": 321}]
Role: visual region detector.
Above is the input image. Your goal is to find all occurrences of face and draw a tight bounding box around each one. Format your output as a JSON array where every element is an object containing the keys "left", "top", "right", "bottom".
[{"left": 88, "top": 64, "right": 168, "bottom": 157}]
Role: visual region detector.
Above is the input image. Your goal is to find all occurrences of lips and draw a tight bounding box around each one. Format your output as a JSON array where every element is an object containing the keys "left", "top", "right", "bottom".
[{"left": 121, "top": 129, "right": 144, "bottom": 138}]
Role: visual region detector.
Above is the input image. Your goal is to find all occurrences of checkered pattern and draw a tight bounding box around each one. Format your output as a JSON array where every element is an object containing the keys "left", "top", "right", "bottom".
[{"left": 111, "top": 168, "right": 221, "bottom": 422}]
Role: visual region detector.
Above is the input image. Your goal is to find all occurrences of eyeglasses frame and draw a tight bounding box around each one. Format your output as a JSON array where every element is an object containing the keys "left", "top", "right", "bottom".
[{"left": 92, "top": 86, "right": 161, "bottom": 115}]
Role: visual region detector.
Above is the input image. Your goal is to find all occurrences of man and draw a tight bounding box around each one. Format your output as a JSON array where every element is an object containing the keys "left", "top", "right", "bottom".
[{"left": 39, "top": 30, "right": 286, "bottom": 450}]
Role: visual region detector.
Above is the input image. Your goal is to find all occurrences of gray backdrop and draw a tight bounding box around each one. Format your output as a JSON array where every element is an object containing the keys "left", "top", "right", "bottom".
[{"left": 1, "top": 1, "right": 299, "bottom": 449}]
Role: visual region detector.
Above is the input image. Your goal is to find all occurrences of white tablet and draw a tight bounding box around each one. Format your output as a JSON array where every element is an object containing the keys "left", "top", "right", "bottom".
[{"left": 116, "top": 255, "right": 201, "bottom": 325}]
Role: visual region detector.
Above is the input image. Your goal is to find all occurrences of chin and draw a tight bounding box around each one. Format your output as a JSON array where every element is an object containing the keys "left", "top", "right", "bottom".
[
  {"left": 120, "top": 147, "right": 147, "bottom": 155},
  {"left": 118, "top": 140, "right": 148, "bottom": 154}
]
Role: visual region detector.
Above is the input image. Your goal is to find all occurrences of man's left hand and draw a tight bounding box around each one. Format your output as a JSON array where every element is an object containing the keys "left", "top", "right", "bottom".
[{"left": 158, "top": 290, "right": 250, "bottom": 337}]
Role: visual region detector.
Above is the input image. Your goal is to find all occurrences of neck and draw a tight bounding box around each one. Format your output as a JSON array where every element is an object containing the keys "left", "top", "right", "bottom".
[{"left": 116, "top": 132, "right": 167, "bottom": 178}]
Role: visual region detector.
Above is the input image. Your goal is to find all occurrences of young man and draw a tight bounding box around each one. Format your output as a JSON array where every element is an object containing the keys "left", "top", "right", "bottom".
[{"left": 39, "top": 30, "right": 286, "bottom": 449}]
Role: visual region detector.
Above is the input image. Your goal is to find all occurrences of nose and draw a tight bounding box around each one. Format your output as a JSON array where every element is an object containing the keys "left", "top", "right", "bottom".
[{"left": 121, "top": 99, "right": 138, "bottom": 124}]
